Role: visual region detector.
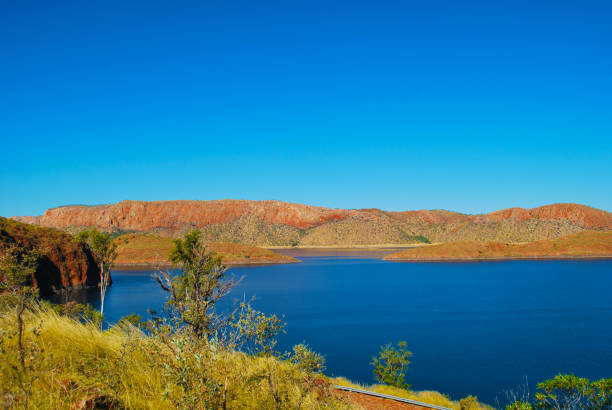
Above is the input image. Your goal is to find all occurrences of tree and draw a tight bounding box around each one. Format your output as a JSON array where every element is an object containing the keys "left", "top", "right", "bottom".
[
  {"left": 229, "top": 302, "right": 285, "bottom": 356},
  {"left": 371, "top": 340, "right": 412, "bottom": 389},
  {"left": 50, "top": 301, "right": 103, "bottom": 327},
  {"left": 460, "top": 395, "right": 482, "bottom": 410},
  {"left": 77, "top": 228, "right": 117, "bottom": 322},
  {"left": 505, "top": 401, "right": 532, "bottom": 410},
  {"left": 0, "top": 243, "right": 41, "bottom": 408},
  {"left": 290, "top": 343, "right": 326, "bottom": 373},
  {"left": 154, "top": 230, "right": 242, "bottom": 339},
  {"left": 534, "top": 374, "right": 612, "bottom": 410}
]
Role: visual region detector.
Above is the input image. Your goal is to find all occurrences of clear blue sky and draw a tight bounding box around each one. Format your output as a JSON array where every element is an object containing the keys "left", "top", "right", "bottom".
[{"left": 1, "top": 0, "right": 610, "bottom": 217}]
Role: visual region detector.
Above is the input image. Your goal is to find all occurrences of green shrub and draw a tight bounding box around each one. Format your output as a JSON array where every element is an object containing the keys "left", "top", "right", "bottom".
[{"left": 371, "top": 340, "right": 412, "bottom": 389}]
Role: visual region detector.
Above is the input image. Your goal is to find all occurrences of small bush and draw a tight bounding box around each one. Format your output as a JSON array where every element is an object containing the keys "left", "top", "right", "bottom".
[{"left": 371, "top": 341, "right": 412, "bottom": 389}]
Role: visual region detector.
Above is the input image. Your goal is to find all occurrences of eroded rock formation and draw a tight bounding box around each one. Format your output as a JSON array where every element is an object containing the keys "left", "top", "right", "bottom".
[
  {"left": 0, "top": 217, "right": 101, "bottom": 296},
  {"left": 11, "top": 200, "right": 612, "bottom": 246}
]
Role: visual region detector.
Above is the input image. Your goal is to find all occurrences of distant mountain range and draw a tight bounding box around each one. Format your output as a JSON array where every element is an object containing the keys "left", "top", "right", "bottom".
[{"left": 12, "top": 200, "right": 612, "bottom": 246}]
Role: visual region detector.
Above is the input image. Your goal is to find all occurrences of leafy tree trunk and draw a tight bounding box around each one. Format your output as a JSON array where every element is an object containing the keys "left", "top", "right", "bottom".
[{"left": 100, "top": 261, "right": 105, "bottom": 318}]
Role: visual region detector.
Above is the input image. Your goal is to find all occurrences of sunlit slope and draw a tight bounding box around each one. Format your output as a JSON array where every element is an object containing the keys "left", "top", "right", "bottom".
[
  {"left": 384, "top": 231, "right": 612, "bottom": 260},
  {"left": 114, "top": 233, "right": 298, "bottom": 266},
  {"left": 13, "top": 200, "right": 612, "bottom": 246}
]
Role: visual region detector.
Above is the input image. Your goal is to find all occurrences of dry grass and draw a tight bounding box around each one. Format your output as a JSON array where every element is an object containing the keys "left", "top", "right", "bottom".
[
  {"left": 0, "top": 308, "right": 492, "bottom": 409},
  {"left": 0, "top": 307, "right": 350, "bottom": 409},
  {"left": 384, "top": 231, "right": 612, "bottom": 260}
]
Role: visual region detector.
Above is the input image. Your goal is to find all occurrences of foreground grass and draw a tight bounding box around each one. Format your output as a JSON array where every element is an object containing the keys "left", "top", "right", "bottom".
[
  {"left": 0, "top": 307, "right": 494, "bottom": 409},
  {"left": 0, "top": 308, "right": 347, "bottom": 409}
]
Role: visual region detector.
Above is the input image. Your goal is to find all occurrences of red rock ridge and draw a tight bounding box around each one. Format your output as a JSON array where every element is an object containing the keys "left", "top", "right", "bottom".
[
  {"left": 473, "top": 203, "right": 612, "bottom": 228},
  {"left": 35, "top": 200, "right": 351, "bottom": 232},
  {"left": 12, "top": 200, "right": 611, "bottom": 237}
]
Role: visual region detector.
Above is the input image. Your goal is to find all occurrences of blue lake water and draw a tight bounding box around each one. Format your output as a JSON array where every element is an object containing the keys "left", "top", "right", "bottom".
[{"left": 65, "top": 251, "right": 612, "bottom": 405}]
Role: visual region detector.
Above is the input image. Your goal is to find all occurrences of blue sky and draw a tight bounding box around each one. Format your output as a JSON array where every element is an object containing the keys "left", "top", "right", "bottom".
[{"left": 1, "top": 0, "right": 610, "bottom": 216}]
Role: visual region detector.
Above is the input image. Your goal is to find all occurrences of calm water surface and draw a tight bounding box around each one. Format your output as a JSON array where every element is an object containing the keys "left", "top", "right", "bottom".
[{"left": 66, "top": 251, "right": 612, "bottom": 404}]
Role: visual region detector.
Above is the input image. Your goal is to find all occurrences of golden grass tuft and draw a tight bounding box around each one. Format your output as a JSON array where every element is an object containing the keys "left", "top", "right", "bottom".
[
  {"left": 0, "top": 307, "right": 348, "bottom": 409},
  {"left": 2, "top": 308, "right": 490, "bottom": 409}
]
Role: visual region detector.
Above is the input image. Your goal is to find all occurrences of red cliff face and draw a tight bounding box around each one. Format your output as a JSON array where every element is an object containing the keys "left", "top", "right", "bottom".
[
  {"left": 0, "top": 217, "right": 101, "bottom": 296},
  {"left": 33, "top": 200, "right": 351, "bottom": 233},
  {"left": 11, "top": 200, "right": 612, "bottom": 244}
]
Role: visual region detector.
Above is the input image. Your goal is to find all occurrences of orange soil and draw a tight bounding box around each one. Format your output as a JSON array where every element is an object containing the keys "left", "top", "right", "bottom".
[
  {"left": 113, "top": 233, "right": 298, "bottom": 266},
  {"left": 335, "top": 390, "right": 432, "bottom": 409},
  {"left": 384, "top": 231, "right": 612, "bottom": 260}
]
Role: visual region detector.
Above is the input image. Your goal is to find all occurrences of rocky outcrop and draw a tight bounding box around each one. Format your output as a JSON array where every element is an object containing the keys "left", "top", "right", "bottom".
[
  {"left": 474, "top": 203, "right": 611, "bottom": 228},
  {"left": 0, "top": 217, "right": 101, "bottom": 296},
  {"left": 14, "top": 200, "right": 350, "bottom": 234},
  {"left": 12, "top": 200, "right": 612, "bottom": 246}
]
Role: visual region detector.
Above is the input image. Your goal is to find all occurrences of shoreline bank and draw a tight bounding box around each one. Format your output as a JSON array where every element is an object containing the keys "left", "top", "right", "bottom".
[{"left": 385, "top": 254, "right": 612, "bottom": 262}]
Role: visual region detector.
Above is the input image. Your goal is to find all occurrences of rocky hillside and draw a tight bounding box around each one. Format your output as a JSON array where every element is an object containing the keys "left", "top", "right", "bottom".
[
  {"left": 384, "top": 231, "right": 612, "bottom": 261},
  {"left": 0, "top": 217, "right": 101, "bottom": 296},
  {"left": 12, "top": 200, "right": 612, "bottom": 246},
  {"left": 114, "top": 233, "right": 298, "bottom": 266}
]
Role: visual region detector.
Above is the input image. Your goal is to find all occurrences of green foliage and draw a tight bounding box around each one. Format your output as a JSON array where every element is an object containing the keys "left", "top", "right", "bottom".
[
  {"left": 506, "top": 401, "right": 533, "bottom": 410},
  {"left": 0, "top": 243, "right": 43, "bottom": 408},
  {"left": 371, "top": 340, "right": 412, "bottom": 389},
  {"left": 503, "top": 374, "right": 612, "bottom": 409},
  {"left": 0, "top": 244, "right": 40, "bottom": 309},
  {"left": 76, "top": 228, "right": 118, "bottom": 271},
  {"left": 77, "top": 228, "right": 117, "bottom": 321},
  {"left": 290, "top": 343, "right": 326, "bottom": 374},
  {"left": 155, "top": 230, "right": 240, "bottom": 339},
  {"left": 229, "top": 303, "right": 285, "bottom": 356},
  {"left": 155, "top": 231, "right": 286, "bottom": 358},
  {"left": 115, "top": 313, "right": 145, "bottom": 329},
  {"left": 537, "top": 374, "right": 612, "bottom": 409},
  {"left": 460, "top": 395, "right": 481, "bottom": 409},
  {"left": 50, "top": 301, "right": 102, "bottom": 327},
  {"left": 408, "top": 235, "right": 431, "bottom": 244},
  {"left": 589, "top": 378, "right": 612, "bottom": 409}
]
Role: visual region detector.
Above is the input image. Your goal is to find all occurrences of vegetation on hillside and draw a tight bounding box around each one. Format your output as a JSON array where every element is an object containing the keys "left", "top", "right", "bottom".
[
  {"left": 385, "top": 231, "right": 612, "bottom": 260},
  {"left": 0, "top": 307, "right": 351, "bottom": 409},
  {"left": 16, "top": 201, "right": 611, "bottom": 246},
  {"left": 504, "top": 374, "right": 611, "bottom": 409},
  {"left": 0, "top": 217, "right": 100, "bottom": 295}
]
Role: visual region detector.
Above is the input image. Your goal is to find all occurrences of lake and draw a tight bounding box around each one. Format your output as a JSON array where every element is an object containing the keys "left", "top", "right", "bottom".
[{"left": 59, "top": 250, "right": 612, "bottom": 405}]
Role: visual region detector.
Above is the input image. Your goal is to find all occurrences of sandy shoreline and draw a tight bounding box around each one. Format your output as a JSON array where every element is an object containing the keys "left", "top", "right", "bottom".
[
  {"left": 385, "top": 255, "right": 612, "bottom": 262},
  {"left": 114, "top": 259, "right": 300, "bottom": 270},
  {"left": 266, "top": 242, "right": 434, "bottom": 249}
]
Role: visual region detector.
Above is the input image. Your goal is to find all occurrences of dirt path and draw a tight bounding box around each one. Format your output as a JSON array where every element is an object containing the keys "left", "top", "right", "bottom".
[{"left": 334, "top": 387, "right": 452, "bottom": 410}]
